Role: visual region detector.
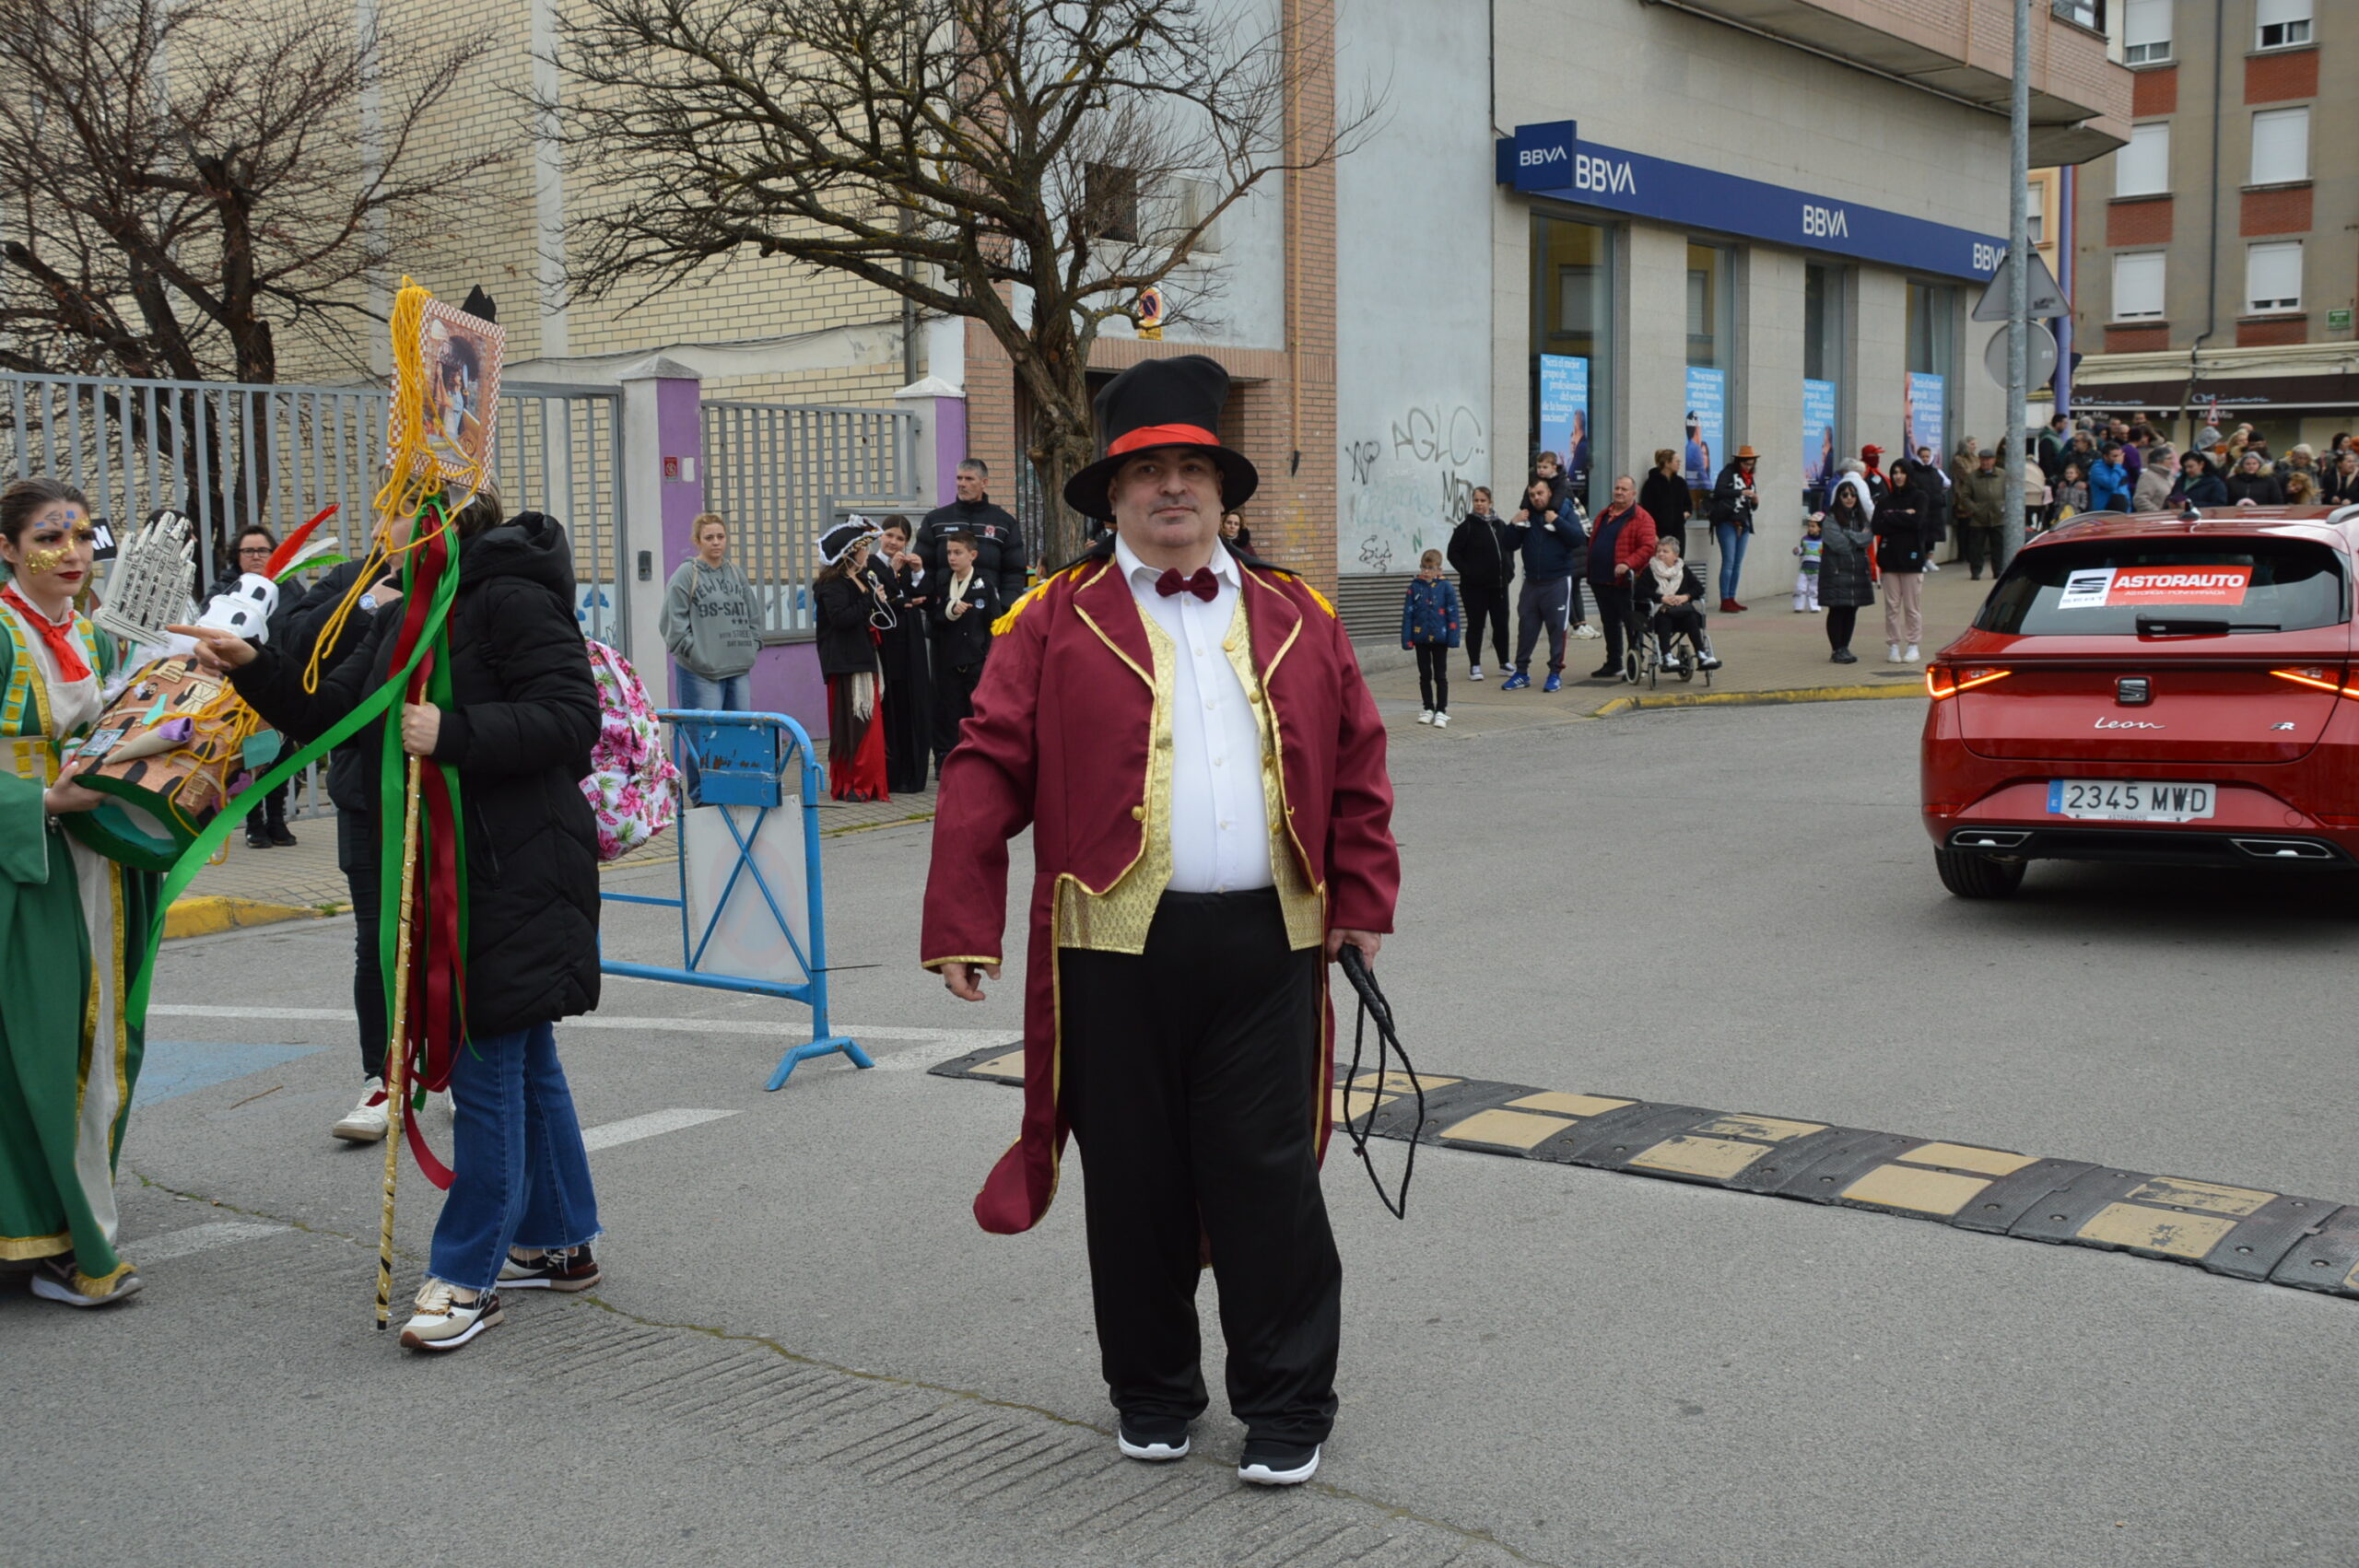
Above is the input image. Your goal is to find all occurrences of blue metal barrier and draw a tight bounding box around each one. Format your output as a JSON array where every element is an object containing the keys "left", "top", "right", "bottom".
[{"left": 601, "top": 709, "right": 872, "bottom": 1089}]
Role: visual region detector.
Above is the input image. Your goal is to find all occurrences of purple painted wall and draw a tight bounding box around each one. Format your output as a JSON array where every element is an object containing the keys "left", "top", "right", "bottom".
[
  {"left": 933, "top": 396, "right": 968, "bottom": 508},
  {"left": 654, "top": 375, "right": 706, "bottom": 707},
  {"left": 749, "top": 640, "right": 829, "bottom": 739}
]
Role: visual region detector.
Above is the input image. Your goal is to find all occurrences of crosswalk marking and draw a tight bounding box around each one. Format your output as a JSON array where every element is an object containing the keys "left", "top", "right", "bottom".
[
  {"left": 146, "top": 1005, "right": 1005, "bottom": 1047},
  {"left": 581, "top": 1108, "right": 738, "bottom": 1152}
]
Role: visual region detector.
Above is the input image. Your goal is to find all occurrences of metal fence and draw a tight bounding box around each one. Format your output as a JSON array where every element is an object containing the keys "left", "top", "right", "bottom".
[
  {"left": 0, "top": 369, "right": 627, "bottom": 815},
  {"left": 700, "top": 399, "right": 918, "bottom": 635}
]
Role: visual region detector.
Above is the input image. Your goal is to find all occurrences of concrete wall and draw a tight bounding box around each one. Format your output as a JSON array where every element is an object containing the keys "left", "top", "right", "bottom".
[{"left": 1330, "top": 0, "right": 1496, "bottom": 576}]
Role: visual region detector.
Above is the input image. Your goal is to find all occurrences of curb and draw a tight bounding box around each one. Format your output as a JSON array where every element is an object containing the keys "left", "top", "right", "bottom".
[
  {"left": 1589, "top": 681, "right": 1923, "bottom": 718},
  {"left": 162, "top": 895, "right": 323, "bottom": 941}
]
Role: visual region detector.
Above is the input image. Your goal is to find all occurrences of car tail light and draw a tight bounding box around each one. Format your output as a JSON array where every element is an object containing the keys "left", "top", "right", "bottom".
[
  {"left": 1926, "top": 666, "right": 2010, "bottom": 700},
  {"left": 2271, "top": 667, "right": 2359, "bottom": 696}
]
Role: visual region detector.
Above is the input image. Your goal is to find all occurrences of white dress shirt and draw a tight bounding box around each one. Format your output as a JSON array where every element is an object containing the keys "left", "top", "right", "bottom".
[{"left": 1115, "top": 535, "right": 1273, "bottom": 895}]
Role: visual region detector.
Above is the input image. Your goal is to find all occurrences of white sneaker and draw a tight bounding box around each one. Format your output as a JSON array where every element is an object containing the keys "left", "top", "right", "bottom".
[
  {"left": 1888, "top": 643, "right": 1904, "bottom": 662},
  {"left": 1433, "top": 711, "right": 1449, "bottom": 728},
  {"left": 333, "top": 1079, "right": 390, "bottom": 1143},
  {"left": 1572, "top": 623, "right": 1601, "bottom": 639},
  {"left": 1467, "top": 665, "right": 1485, "bottom": 682},
  {"left": 1905, "top": 645, "right": 1921, "bottom": 662},
  {"left": 399, "top": 1278, "right": 503, "bottom": 1352},
  {"left": 1415, "top": 709, "right": 1435, "bottom": 725},
  {"left": 1927, "top": 561, "right": 1943, "bottom": 572}
]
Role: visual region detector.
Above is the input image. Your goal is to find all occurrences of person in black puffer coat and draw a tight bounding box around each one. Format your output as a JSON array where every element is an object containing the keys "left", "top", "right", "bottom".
[
  {"left": 187, "top": 486, "right": 608, "bottom": 1348},
  {"left": 2224, "top": 451, "right": 2284, "bottom": 506},
  {"left": 1873, "top": 459, "right": 1932, "bottom": 662}
]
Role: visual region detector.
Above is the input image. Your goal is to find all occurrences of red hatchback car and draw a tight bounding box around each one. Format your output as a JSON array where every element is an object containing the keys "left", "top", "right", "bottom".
[{"left": 1922, "top": 504, "right": 2359, "bottom": 897}]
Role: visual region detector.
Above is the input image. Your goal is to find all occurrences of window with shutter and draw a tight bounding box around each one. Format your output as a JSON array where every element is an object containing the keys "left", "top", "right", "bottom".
[
  {"left": 2112, "top": 252, "right": 2165, "bottom": 320},
  {"left": 2250, "top": 109, "right": 2308, "bottom": 185},
  {"left": 2123, "top": 0, "right": 2171, "bottom": 63},
  {"left": 2115, "top": 123, "right": 2170, "bottom": 197},
  {"left": 2257, "top": 0, "right": 2311, "bottom": 49},
  {"left": 2246, "top": 242, "right": 2303, "bottom": 312}
]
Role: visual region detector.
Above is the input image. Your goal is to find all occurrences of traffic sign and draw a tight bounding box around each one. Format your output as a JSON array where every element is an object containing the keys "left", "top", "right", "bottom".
[
  {"left": 1984, "top": 321, "right": 2059, "bottom": 389},
  {"left": 1972, "top": 247, "right": 2069, "bottom": 322}
]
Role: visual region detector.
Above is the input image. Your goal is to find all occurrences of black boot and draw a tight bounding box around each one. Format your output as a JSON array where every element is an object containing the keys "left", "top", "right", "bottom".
[{"left": 265, "top": 799, "right": 297, "bottom": 848}]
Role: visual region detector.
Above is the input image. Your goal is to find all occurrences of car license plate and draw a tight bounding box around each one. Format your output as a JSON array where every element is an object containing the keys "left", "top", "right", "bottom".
[{"left": 2047, "top": 779, "right": 2216, "bottom": 822}]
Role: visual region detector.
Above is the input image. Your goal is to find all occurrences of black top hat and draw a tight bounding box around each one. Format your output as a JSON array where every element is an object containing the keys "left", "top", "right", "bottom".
[{"left": 1062, "top": 355, "right": 1259, "bottom": 521}]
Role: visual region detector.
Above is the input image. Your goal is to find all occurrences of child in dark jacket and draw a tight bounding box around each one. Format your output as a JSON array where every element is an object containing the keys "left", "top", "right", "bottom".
[
  {"left": 926, "top": 532, "right": 1001, "bottom": 770},
  {"left": 1402, "top": 548, "right": 1462, "bottom": 727}
]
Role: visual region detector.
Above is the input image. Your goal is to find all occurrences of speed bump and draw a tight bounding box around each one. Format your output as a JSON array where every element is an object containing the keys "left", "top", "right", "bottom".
[{"left": 928, "top": 1047, "right": 2359, "bottom": 1306}]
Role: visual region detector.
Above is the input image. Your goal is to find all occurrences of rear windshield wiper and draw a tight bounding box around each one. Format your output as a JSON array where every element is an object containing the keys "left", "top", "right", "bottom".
[{"left": 2135, "top": 614, "right": 2283, "bottom": 635}]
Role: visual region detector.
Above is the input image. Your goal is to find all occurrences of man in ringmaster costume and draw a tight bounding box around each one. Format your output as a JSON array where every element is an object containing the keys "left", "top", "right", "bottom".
[{"left": 921, "top": 355, "right": 1399, "bottom": 1487}]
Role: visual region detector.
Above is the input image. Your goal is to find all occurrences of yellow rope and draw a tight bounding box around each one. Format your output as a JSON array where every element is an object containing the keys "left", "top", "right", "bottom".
[{"left": 302, "top": 280, "right": 493, "bottom": 695}]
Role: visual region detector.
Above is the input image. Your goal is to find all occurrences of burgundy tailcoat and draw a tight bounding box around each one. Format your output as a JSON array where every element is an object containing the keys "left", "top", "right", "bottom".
[{"left": 920, "top": 549, "right": 1400, "bottom": 1235}]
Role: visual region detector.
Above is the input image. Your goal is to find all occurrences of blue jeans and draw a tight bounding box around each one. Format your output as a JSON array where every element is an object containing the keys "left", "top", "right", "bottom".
[
  {"left": 1713, "top": 523, "right": 1751, "bottom": 603},
  {"left": 672, "top": 665, "right": 748, "bottom": 713},
  {"left": 428, "top": 1021, "right": 601, "bottom": 1292},
  {"left": 671, "top": 667, "right": 748, "bottom": 802}
]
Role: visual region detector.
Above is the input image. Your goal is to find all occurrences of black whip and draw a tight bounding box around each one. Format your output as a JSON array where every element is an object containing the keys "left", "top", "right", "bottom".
[{"left": 1336, "top": 942, "right": 1420, "bottom": 1219}]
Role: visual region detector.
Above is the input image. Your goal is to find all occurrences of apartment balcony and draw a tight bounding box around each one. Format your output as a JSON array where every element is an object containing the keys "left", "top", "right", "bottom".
[{"left": 1650, "top": 0, "right": 2132, "bottom": 163}]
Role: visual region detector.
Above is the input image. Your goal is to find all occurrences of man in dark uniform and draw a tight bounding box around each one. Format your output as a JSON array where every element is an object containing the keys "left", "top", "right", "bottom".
[
  {"left": 921, "top": 355, "right": 1399, "bottom": 1489},
  {"left": 915, "top": 459, "right": 1028, "bottom": 604}
]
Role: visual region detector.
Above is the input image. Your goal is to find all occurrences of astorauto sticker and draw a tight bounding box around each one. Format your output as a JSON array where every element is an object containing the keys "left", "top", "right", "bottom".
[{"left": 2057, "top": 566, "right": 2253, "bottom": 610}]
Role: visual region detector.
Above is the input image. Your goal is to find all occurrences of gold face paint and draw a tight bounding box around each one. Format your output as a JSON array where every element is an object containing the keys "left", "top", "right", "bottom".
[{"left": 21, "top": 544, "right": 68, "bottom": 577}]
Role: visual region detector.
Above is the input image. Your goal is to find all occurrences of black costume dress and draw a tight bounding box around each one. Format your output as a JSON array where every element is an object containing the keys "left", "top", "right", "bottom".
[{"left": 864, "top": 556, "right": 934, "bottom": 794}]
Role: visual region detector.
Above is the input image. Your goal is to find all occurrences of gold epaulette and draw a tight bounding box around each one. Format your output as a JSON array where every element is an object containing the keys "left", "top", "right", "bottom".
[
  {"left": 992, "top": 564, "right": 1084, "bottom": 636},
  {"left": 1269, "top": 570, "right": 1337, "bottom": 618}
]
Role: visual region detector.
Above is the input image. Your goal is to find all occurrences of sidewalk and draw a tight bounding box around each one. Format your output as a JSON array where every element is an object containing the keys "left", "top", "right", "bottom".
[
  {"left": 172, "top": 778, "right": 940, "bottom": 933},
  {"left": 1363, "top": 564, "right": 1991, "bottom": 735}
]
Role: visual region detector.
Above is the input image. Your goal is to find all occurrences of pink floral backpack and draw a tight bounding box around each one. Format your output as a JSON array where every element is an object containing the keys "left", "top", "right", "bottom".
[{"left": 581, "top": 639, "right": 681, "bottom": 861}]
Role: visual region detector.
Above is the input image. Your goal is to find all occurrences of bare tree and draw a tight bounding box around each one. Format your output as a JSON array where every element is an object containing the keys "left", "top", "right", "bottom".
[
  {"left": 556, "top": 0, "right": 1369, "bottom": 566},
  {"left": 0, "top": 0, "right": 499, "bottom": 540}
]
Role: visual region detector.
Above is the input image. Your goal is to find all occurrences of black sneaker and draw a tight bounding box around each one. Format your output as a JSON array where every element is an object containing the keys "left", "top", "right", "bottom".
[
  {"left": 266, "top": 821, "right": 297, "bottom": 847},
  {"left": 1588, "top": 664, "right": 1618, "bottom": 679},
  {"left": 1117, "top": 1414, "right": 1191, "bottom": 1462},
  {"left": 1830, "top": 648, "right": 1859, "bottom": 664},
  {"left": 497, "top": 1244, "right": 602, "bottom": 1293},
  {"left": 1238, "top": 1438, "right": 1320, "bottom": 1486},
  {"left": 245, "top": 826, "right": 270, "bottom": 849}
]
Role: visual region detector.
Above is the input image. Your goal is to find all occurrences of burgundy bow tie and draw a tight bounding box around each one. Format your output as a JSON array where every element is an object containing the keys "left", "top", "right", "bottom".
[{"left": 1155, "top": 566, "right": 1218, "bottom": 602}]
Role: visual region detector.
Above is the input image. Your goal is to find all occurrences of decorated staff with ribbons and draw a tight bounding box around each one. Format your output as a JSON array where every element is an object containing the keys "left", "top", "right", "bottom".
[
  {"left": 179, "top": 284, "right": 605, "bottom": 1353},
  {"left": 0, "top": 478, "right": 158, "bottom": 1307},
  {"left": 921, "top": 357, "right": 1400, "bottom": 1487}
]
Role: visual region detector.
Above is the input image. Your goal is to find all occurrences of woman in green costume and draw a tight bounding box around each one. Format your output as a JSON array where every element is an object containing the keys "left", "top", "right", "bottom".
[{"left": 0, "top": 475, "right": 157, "bottom": 1307}]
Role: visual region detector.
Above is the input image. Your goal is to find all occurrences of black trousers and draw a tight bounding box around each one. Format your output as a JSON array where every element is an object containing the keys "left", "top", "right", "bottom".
[
  {"left": 1058, "top": 890, "right": 1340, "bottom": 1445},
  {"left": 1825, "top": 604, "right": 1859, "bottom": 651},
  {"left": 1414, "top": 643, "right": 1449, "bottom": 713},
  {"left": 335, "top": 807, "right": 390, "bottom": 1082},
  {"left": 1462, "top": 579, "right": 1510, "bottom": 668},
  {"left": 1512, "top": 576, "right": 1571, "bottom": 673},
  {"left": 1961, "top": 526, "right": 2002, "bottom": 578},
  {"left": 1590, "top": 578, "right": 1639, "bottom": 670},
  {"left": 933, "top": 660, "right": 983, "bottom": 767}
]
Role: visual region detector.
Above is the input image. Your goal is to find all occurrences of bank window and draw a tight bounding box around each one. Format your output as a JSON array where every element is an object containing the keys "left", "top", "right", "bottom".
[
  {"left": 2250, "top": 108, "right": 2308, "bottom": 185},
  {"left": 1686, "top": 241, "right": 1735, "bottom": 369},
  {"left": 2257, "top": 0, "right": 2311, "bottom": 49},
  {"left": 2112, "top": 252, "right": 2165, "bottom": 319},
  {"left": 2122, "top": 0, "right": 2170, "bottom": 63},
  {"left": 2115, "top": 123, "right": 2169, "bottom": 197},
  {"left": 1804, "top": 262, "right": 1848, "bottom": 383},
  {"left": 1906, "top": 280, "right": 1959, "bottom": 459},
  {"left": 2247, "top": 241, "right": 2302, "bottom": 311},
  {"left": 1532, "top": 212, "right": 1615, "bottom": 507}
]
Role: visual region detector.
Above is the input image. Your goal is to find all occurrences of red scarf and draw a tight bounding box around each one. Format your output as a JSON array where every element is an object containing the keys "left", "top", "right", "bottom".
[{"left": 1, "top": 584, "right": 90, "bottom": 684}]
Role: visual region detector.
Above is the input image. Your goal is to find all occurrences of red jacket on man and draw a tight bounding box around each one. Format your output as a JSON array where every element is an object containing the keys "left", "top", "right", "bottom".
[{"left": 921, "top": 545, "right": 1400, "bottom": 1235}]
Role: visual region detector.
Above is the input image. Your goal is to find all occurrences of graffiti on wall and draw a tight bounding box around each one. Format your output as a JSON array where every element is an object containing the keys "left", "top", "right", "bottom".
[{"left": 1343, "top": 402, "right": 1486, "bottom": 573}]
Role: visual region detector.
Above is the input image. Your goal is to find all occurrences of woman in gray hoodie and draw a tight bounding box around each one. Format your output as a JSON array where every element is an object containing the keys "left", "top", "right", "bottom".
[{"left": 659, "top": 511, "right": 763, "bottom": 709}]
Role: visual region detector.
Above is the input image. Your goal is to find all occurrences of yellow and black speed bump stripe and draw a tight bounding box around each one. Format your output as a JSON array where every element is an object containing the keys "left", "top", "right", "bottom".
[{"left": 926, "top": 1047, "right": 2359, "bottom": 1303}]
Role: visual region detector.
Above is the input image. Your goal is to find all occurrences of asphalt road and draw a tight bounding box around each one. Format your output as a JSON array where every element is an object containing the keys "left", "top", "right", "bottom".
[{"left": 12, "top": 697, "right": 2359, "bottom": 1568}]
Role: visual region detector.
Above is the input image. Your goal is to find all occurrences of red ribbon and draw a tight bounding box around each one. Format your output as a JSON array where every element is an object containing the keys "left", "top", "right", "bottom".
[
  {"left": 2, "top": 585, "right": 90, "bottom": 684},
  {"left": 1108, "top": 423, "right": 1220, "bottom": 457}
]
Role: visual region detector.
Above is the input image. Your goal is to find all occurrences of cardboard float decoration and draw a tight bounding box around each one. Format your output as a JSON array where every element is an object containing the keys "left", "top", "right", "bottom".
[{"left": 65, "top": 508, "right": 339, "bottom": 872}]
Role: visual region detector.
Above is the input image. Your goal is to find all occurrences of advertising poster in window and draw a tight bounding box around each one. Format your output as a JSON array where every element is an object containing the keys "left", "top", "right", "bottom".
[
  {"left": 1905, "top": 372, "right": 1946, "bottom": 462},
  {"left": 1683, "top": 368, "right": 1725, "bottom": 486},
  {"left": 1802, "top": 380, "right": 1837, "bottom": 500},
  {"left": 1539, "top": 355, "right": 1589, "bottom": 494}
]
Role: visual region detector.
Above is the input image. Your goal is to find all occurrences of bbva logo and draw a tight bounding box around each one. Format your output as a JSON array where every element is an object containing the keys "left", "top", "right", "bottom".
[
  {"left": 1572, "top": 153, "right": 1635, "bottom": 194},
  {"left": 1519, "top": 145, "right": 1567, "bottom": 169},
  {"left": 1802, "top": 204, "right": 1848, "bottom": 238}
]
